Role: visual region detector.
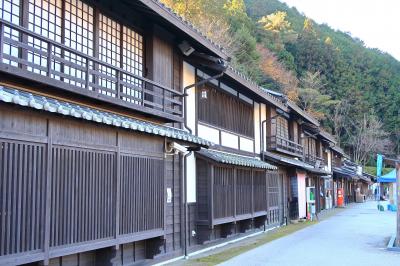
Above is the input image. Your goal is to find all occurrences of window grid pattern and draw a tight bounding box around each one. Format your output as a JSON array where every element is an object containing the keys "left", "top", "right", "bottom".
[
  {"left": 0, "top": 0, "right": 20, "bottom": 66},
  {"left": 198, "top": 85, "right": 254, "bottom": 137},
  {"left": 98, "top": 13, "right": 120, "bottom": 97},
  {"left": 276, "top": 117, "right": 289, "bottom": 140},
  {"left": 121, "top": 25, "right": 143, "bottom": 104},
  {"left": 0, "top": 0, "right": 145, "bottom": 105},
  {"left": 27, "top": 0, "right": 62, "bottom": 76},
  {"left": 63, "top": 0, "right": 94, "bottom": 88}
]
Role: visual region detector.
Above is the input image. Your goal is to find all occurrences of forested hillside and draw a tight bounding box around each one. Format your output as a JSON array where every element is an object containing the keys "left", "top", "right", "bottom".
[{"left": 161, "top": 0, "right": 400, "bottom": 165}]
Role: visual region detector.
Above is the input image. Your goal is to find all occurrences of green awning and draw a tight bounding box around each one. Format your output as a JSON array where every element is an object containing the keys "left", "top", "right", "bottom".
[
  {"left": 198, "top": 149, "right": 277, "bottom": 170},
  {"left": 0, "top": 86, "right": 212, "bottom": 147}
]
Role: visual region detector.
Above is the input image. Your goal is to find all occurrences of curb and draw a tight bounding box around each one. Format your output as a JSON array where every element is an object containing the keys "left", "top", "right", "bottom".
[{"left": 387, "top": 235, "right": 400, "bottom": 252}]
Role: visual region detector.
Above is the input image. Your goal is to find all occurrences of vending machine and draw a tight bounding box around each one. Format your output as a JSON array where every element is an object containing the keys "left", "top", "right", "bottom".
[{"left": 306, "top": 186, "right": 316, "bottom": 220}]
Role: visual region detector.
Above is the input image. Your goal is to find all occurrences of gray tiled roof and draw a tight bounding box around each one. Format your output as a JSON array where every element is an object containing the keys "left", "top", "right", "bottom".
[
  {"left": 263, "top": 151, "right": 331, "bottom": 175},
  {"left": 0, "top": 86, "right": 212, "bottom": 147},
  {"left": 198, "top": 149, "right": 277, "bottom": 170}
]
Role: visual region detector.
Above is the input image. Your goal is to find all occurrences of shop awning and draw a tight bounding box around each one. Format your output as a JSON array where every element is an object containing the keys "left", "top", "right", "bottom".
[
  {"left": 332, "top": 166, "right": 356, "bottom": 179},
  {"left": 197, "top": 149, "right": 277, "bottom": 170},
  {"left": 262, "top": 151, "right": 331, "bottom": 175},
  {"left": 378, "top": 169, "right": 396, "bottom": 183},
  {"left": 0, "top": 86, "right": 212, "bottom": 147}
]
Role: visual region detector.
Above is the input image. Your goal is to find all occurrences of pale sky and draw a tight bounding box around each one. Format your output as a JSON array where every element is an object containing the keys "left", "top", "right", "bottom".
[{"left": 280, "top": 0, "right": 400, "bottom": 61}]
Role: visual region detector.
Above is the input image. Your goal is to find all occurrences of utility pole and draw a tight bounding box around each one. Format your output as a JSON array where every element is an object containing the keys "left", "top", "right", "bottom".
[{"left": 396, "top": 161, "right": 400, "bottom": 247}]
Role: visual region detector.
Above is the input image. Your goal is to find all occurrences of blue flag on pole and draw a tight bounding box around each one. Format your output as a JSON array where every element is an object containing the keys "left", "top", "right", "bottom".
[{"left": 376, "top": 154, "right": 383, "bottom": 177}]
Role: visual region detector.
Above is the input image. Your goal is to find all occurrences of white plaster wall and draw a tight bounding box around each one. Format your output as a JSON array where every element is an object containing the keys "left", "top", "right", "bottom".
[
  {"left": 182, "top": 61, "right": 196, "bottom": 202},
  {"left": 183, "top": 62, "right": 196, "bottom": 133},
  {"left": 297, "top": 172, "right": 307, "bottom": 218},
  {"left": 240, "top": 137, "right": 254, "bottom": 153},
  {"left": 260, "top": 103, "right": 267, "bottom": 152},
  {"left": 186, "top": 153, "right": 196, "bottom": 203},
  {"left": 254, "top": 102, "right": 260, "bottom": 154},
  {"left": 221, "top": 131, "right": 239, "bottom": 149},
  {"left": 198, "top": 124, "right": 220, "bottom": 144},
  {"left": 327, "top": 150, "right": 332, "bottom": 172}
]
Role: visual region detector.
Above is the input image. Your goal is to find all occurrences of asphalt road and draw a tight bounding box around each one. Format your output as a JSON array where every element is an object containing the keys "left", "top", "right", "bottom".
[{"left": 219, "top": 201, "right": 400, "bottom": 266}]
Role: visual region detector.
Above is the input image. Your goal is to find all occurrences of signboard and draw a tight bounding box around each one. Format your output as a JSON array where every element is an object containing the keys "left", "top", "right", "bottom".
[
  {"left": 167, "top": 188, "right": 172, "bottom": 203},
  {"left": 356, "top": 166, "right": 363, "bottom": 176},
  {"left": 377, "top": 154, "right": 383, "bottom": 177}
]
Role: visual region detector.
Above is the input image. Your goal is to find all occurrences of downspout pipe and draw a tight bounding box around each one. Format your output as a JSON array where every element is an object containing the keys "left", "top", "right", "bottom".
[
  {"left": 182, "top": 150, "right": 192, "bottom": 259},
  {"left": 182, "top": 71, "right": 226, "bottom": 259}
]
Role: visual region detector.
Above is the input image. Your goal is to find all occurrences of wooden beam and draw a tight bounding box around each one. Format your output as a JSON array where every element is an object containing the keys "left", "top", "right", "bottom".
[
  {"left": 43, "top": 120, "right": 53, "bottom": 265},
  {"left": 209, "top": 164, "right": 214, "bottom": 228},
  {"left": 115, "top": 132, "right": 121, "bottom": 240},
  {"left": 396, "top": 162, "right": 400, "bottom": 247}
]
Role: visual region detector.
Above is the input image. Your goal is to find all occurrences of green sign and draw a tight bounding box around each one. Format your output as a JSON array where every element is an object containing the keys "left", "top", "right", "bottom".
[{"left": 377, "top": 154, "right": 383, "bottom": 177}]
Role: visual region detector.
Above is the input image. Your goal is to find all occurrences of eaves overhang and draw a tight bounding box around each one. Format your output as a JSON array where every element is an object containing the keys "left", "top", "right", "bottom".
[
  {"left": 0, "top": 86, "right": 212, "bottom": 147},
  {"left": 198, "top": 149, "right": 277, "bottom": 170},
  {"left": 262, "top": 151, "right": 331, "bottom": 175}
]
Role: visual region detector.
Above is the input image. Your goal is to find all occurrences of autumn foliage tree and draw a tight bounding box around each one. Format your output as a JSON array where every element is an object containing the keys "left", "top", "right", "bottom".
[{"left": 162, "top": 0, "right": 400, "bottom": 161}]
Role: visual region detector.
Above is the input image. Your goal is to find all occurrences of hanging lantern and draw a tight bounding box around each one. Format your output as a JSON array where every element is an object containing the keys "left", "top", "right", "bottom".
[{"left": 200, "top": 85, "right": 208, "bottom": 99}]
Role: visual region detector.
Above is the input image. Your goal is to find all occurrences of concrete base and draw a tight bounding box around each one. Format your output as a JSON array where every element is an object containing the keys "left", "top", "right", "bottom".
[{"left": 387, "top": 235, "right": 400, "bottom": 252}]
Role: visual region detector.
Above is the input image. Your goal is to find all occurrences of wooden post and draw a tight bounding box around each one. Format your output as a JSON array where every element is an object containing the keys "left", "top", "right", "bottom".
[{"left": 396, "top": 162, "right": 400, "bottom": 246}]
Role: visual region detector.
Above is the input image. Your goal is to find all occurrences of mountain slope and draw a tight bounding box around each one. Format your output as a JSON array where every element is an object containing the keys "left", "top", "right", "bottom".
[{"left": 245, "top": 0, "right": 400, "bottom": 157}]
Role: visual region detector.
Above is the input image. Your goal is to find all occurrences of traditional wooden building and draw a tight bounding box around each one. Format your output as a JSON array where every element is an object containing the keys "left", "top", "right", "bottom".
[
  {"left": 331, "top": 147, "right": 365, "bottom": 206},
  {"left": 0, "top": 0, "right": 342, "bottom": 265},
  {"left": 258, "top": 90, "right": 335, "bottom": 221},
  {"left": 0, "top": 0, "right": 220, "bottom": 265},
  {"left": 182, "top": 63, "right": 283, "bottom": 248}
]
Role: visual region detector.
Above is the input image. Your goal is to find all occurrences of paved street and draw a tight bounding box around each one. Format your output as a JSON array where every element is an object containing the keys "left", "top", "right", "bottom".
[{"left": 220, "top": 201, "right": 400, "bottom": 266}]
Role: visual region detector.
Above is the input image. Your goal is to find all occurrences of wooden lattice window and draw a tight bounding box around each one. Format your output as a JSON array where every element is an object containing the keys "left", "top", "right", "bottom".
[
  {"left": 3, "top": 0, "right": 144, "bottom": 100},
  {"left": 253, "top": 171, "right": 267, "bottom": 213},
  {"left": 50, "top": 146, "right": 115, "bottom": 246},
  {"left": 213, "top": 166, "right": 234, "bottom": 219},
  {"left": 121, "top": 25, "right": 144, "bottom": 104},
  {"left": 63, "top": 0, "right": 94, "bottom": 87},
  {"left": 267, "top": 172, "right": 280, "bottom": 209},
  {"left": 119, "top": 155, "right": 164, "bottom": 234},
  {"left": 236, "top": 169, "right": 252, "bottom": 215},
  {"left": 0, "top": 140, "right": 47, "bottom": 256},
  {"left": 0, "top": 0, "right": 20, "bottom": 66},
  {"left": 198, "top": 85, "right": 254, "bottom": 137},
  {"left": 0, "top": 0, "right": 19, "bottom": 23},
  {"left": 27, "top": 0, "right": 63, "bottom": 76},
  {"left": 98, "top": 13, "right": 120, "bottom": 97},
  {"left": 276, "top": 116, "right": 289, "bottom": 140},
  {"left": 267, "top": 172, "right": 281, "bottom": 225}
]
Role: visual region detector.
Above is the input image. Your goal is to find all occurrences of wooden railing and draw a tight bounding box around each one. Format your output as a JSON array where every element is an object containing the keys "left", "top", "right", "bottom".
[
  {"left": 304, "top": 154, "right": 326, "bottom": 169},
  {"left": 0, "top": 19, "right": 183, "bottom": 121},
  {"left": 266, "top": 135, "right": 304, "bottom": 157}
]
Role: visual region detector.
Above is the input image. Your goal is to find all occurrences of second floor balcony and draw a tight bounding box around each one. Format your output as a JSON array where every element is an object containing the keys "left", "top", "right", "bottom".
[
  {"left": 0, "top": 19, "right": 183, "bottom": 122},
  {"left": 266, "top": 134, "right": 304, "bottom": 158},
  {"left": 304, "top": 153, "right": 327, "bottom": 170}
]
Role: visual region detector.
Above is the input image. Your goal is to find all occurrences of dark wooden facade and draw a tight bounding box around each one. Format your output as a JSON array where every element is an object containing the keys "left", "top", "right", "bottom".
[
  {"left": 0, "top": 0, "right": 184, "bottom": 123},
  {"left": 198, "top": 82, "right": 254, "bottom": 138},
  {"left": 0, "top": 0, "right": 344, "bottom": 264},
  {"left": 0, "top": 104, "right": 186, "bottom": 265},
  {"left": 194, "top": 157, "right": 283, "bottom": 244},
  {"left": 0, "top": 0, "right": 194, "bottom": 265}
]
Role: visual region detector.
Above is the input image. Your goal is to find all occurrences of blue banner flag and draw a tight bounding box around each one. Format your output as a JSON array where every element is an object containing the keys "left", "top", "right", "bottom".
[{"left": 376, "top": 154, "right": 383, "bottom": 177}]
